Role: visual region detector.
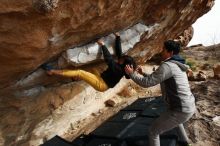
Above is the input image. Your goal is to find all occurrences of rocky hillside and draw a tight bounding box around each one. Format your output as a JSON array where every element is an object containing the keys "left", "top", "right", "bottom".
[{"left": 183, "top": 43, "right": 220, "bottom": 146}]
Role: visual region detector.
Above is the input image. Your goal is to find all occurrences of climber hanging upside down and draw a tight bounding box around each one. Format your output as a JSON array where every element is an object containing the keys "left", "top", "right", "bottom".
[{"left": 44, "top": 33, "right": 136, "bottom": 92}]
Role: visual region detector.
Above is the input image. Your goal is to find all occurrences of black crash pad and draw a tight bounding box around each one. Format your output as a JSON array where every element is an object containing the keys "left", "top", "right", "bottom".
[
  {"left": 71, "top": 135, "right": 88, "bottom": 146},
  {"left": 125, "top": 137, "right": 176, "bottom": 146},
  {"left": 86, "top": 138, "right": 127, "bottom": 146},
  {"left": 121, "top": 117, "right": 178, "bottom": 139},
  {"left": 141, "top": 106, "right": 167, "bottom": 118},
  {"left": 107, "top": 111, "right": 141, "bottom": 123},
  {"left": 41, "top": 135, "right": 73, "bottom": 146},
  {"left": 133, "top": 117, "right": 155, "bottom": 125},
  {"left": 90, "top": 122, "right": 132, "bottom": 139},
  {"left": 122, "top": 96, "right": 164, "bottom": 111}
]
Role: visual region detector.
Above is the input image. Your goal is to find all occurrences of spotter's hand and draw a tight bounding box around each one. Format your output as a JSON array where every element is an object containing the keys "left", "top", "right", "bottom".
[{"left": 136, "top": 65, "right": 143, "bottom": 75}]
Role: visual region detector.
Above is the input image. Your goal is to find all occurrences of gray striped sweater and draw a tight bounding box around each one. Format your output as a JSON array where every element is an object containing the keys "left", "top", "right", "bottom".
[{"left": 129, "top": 60, "right": 196, "bottom": 113}]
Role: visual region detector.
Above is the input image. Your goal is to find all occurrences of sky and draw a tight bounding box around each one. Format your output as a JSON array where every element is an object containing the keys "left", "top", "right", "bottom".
[{"left": 188, "top": 0, "right": 220, "bottom": 46}]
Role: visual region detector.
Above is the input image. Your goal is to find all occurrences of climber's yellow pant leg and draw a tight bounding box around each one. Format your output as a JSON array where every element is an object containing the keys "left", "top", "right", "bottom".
[{"left": 61, "top": 70, "right": 108, "bottom": 92}]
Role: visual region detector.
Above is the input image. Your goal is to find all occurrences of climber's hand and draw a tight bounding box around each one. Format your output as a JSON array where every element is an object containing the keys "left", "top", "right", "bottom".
[
  {"left": 125, "top": 65, "right": 134, "bottom": 75},
  {"left": 97, "top": 39, "right": 105, "bottom": 46},
  {"left": 113, "top": 32, "right": 120, "bottom": 37}
]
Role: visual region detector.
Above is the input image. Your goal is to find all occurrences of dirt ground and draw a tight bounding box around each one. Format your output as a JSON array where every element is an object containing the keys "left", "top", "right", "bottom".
[{"left": 64, "top": 45, "right": 220, "bottom": 146}]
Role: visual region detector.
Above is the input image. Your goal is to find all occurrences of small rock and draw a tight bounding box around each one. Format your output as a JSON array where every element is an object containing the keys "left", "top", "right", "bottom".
[
  {"left": 212, "top": 116, "right": 220, "bottom": 128},
  {"left": 70, "top": 123, "right": 74, "bottom": 130},
  {"left": 189, "top": 71, "right": 207, "bottom": 81},
  {"left": 91, "top": 112, "right": 99, "bottom": 116},
  {"left": 118, "top": 86, "right": 137, "bottom": 97},
  {"left": 98, "top": 109, "right": 104, "bottom": 114},
  {"left": 197, "top": 71, "right": 207, "bottom": 81},
  {"left": 105, "top": 96, "right": 122, "bottom": 107},
  {"left": 201, "top": 63, "right": 211, "bottom": 70}
]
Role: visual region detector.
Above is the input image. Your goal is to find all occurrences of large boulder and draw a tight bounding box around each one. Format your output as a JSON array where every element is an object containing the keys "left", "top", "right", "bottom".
[
  {"left": 0, "top": 0, "right": 215, "bottom": 145},
  {"left": 0, "top": 0, "right": 214, "bottom": 90}
]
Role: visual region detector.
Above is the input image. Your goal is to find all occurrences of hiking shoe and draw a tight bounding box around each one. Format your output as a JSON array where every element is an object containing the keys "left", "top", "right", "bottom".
[{"left": 41, "top": 64, "right": 54, "bottom": 71}]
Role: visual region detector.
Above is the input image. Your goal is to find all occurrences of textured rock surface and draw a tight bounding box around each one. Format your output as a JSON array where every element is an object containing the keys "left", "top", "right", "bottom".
[
  {"left": 0, "top": 0, "right": 214, "bottom": 90},
  {"left": 213, "top": 63, "right": 220, "bottom": 79},
  {"left": 0, "top": 0, "right": 215, "bottom": 146},
  {"left": 0, "top": 77, "right": 130, "bottom": 146},
  {"left": 62, "top": 23, "right": 151, "bottom": 66},
  {"left": 174, "top": 26, "right": 194, "bottom": 47}
]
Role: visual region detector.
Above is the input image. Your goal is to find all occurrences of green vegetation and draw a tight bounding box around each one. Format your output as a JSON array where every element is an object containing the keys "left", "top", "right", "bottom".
[{"left": 186, "top": 59, "right": 197, "bottom": 71}]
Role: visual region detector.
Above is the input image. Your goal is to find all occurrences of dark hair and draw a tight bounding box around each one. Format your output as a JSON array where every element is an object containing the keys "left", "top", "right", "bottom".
[
  {"left": 120, "top": 55, "right": 136, "bottom": 79},
  {"left": 164, "top": 40, "right": 181, "bottom": 54},
  {"left": 121, "top": 55, "right": 137, "bottom": 69}
]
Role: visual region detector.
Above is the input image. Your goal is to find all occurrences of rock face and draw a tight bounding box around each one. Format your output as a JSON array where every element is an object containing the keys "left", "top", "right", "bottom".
[
  {"left": 62, "top": 23, "right": 151, "bottom": 66},
  {"left": 0, "top": 0, "right": 215, "bottom": 146},
  {"left": 0, "top": 0, "right": 214, "bottom": 90}
]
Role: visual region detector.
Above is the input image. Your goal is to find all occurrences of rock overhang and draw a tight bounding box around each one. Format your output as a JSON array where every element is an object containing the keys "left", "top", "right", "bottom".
[{"left": 0, "top": 0, "right": 214, "bottom": 91}]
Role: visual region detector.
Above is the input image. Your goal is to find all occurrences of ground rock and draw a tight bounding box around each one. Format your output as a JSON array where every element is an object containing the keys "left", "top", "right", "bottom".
[
  {"left": 105, "top": 95, "right": 122, "bottom": 107},
  {"left": 213, "top": 63, "right": 220, "bottom": 79}
]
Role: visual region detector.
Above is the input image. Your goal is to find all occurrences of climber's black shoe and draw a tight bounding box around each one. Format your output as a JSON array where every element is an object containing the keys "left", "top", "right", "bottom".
[{"left": 41, "top": 64, "right": 54, "bottom": 71}]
